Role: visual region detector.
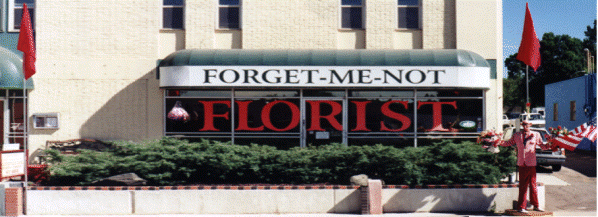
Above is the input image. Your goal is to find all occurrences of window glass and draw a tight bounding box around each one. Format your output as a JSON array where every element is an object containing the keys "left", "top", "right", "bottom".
[
  {"left": 341, "top": 7, "right": 363, "bottom": 29},
  {"left": 341, "top": 0, "right": 363, "bottom": 29},
  {"left": 348, "top": 99, "right": 414, "bottom": 133},
  {"left": 342, "top": 0, "right": 362, "bottom": 6},
  {"left": 398, "top": 0, "right": 419, "bottom": 29},
  {"left": 12, "top": 0, "right": 35, "bottom": 30},
  {"left": 220, "top": 0, "right": 240, "bottom": 5},
  {"left": 234, "top": 99, "right": 301, "bottom": 133},
  {"left": 398, "top": 0, "right": 418, "bottom": 6},
  {"left": 416, "top": 99, "right": 483, "bottom": 133},
  {"left": 163, "top": 0, "right": 184, "bottom": 29},
  {"left": 219, "top": 0, "right": 241, "bottom": 29},
  {"left": 165, "top": 98, "right": 232, "bottom": 133}
]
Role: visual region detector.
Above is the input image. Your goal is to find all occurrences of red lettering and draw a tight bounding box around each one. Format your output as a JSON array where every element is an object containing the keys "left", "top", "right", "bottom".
[
  {"left": 380, "top": 100, "right": 411, "bottom": 132},
  {"left": 198, "top": 100, "right": 231, "bottom": 131},
  {"left": 261, "top": 100, "right": 300, "bottom": 131},
  {"left": 306, "top": 100, "right": 343, "bottom": 131},
  {"left": 417, "top": 101, "right": 457, "bottom": 131},
  {"left": 351, "top": 101, "right": 371, "bottom": 131},
  {"left": 235, "top": 101, "right": 264, "bottom": 131}
]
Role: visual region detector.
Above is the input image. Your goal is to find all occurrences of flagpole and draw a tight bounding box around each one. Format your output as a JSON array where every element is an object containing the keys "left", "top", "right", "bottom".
[
  {"left": 526, "top": 65, "right": 529, "bottom": 113},
  {"left": 23, "top": 77, "right": 27, "bottom": 188}
]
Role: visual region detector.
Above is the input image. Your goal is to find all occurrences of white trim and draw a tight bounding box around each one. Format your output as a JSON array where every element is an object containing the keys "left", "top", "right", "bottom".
[
  {"left": 0, "top": 0, "right": 5, "bottom": 32},
  {"left": 8, "top": 0, "right": 17, "bottom": 32},
  {"left": 159, "top": 65, "right": 491, "bottom": 88}
]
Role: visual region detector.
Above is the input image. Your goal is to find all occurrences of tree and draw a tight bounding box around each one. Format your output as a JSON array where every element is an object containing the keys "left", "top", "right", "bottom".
[
  {"left": 503, "top": 20, "right": 596, "bottom": 109},
  {"left": 583, "top": 20, "right": 596, "bottom": 58}
]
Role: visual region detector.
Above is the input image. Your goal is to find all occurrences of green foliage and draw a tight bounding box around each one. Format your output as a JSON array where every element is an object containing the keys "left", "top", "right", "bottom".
[
  {"left": 504, "top": 20, "right": 596, "bottom": 109},
  {"left": 45, "top": 138, "right": 516, "bottom": 186}
]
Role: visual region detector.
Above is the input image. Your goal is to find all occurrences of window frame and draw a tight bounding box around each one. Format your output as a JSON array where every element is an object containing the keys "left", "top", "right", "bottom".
[
  {"left": 570, "top": 101, "right": 576, "bottom": 121},
  {"left": 8, "top": 0, "right": 35, "bottom": 32},
  {"left": 553, "top": 103, "right": 558, "bottom": 121},
  {"left": 217, "top": 0, "right": 242, "bottom": 30},
  {"left": 340, "top": 0, "right": 365, "bottom": 30},
  {"left": 162, "top": 0, "right": 185, "bottom": 30},
  {"left": 397, "top": 0, "right": 420, "bottom": 30}
]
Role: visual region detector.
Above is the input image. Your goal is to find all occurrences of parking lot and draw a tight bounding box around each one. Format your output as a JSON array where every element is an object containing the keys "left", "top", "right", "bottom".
[{"left": 543, "top": 150, "right": 596, "bottom": 215}]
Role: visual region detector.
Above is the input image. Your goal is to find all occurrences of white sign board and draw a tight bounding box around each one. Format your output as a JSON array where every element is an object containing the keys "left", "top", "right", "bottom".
[
  {"left": 160, "top": 66, "right": 490, "bottom": 88},
  {"left": 2, "top": 143, "right": 19, "bottom": 151},
  {"left": 1, "top": 152, "right": 25, "bottom": 178}
]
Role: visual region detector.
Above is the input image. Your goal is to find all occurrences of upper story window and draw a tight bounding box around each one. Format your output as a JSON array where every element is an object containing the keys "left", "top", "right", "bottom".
[
  {"left": 219, "top": 0, "right": 241, "bottom": 29},
  {"left": 398, "top": 0, "right": 419, "bottom": 29},
  {"left": 9, "top": 0, "right": 35, "bottom": 32},
  {"left": 163, "top": 0, "right": 184, "bottom": 29},
  {"left": 341, "top": 0, "right": 363, "bottom": 29}
]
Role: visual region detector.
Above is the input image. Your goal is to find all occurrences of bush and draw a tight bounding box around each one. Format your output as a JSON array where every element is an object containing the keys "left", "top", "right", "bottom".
[{"left": 44, "top": 138, "right": 516, "bottom": 186}]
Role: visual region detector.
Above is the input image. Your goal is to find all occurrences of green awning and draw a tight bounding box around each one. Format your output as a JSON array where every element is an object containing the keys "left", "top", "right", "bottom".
[
  {"left": 158, "top": 49, "right": 490, "bottom": 68},
  {"left": 0, "top": 47, "right": 34, "bottom": 89},
  {"left": 157, "top": 49, "right": 491, "bottom": 89}
]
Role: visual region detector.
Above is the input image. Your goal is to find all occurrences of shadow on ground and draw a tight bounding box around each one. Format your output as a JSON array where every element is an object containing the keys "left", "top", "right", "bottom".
[{"left": 563, "top": 150, "right": 596, "bottom": 177}]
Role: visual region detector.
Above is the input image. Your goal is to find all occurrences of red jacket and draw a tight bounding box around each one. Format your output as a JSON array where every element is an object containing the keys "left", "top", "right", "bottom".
[{"left": 499, "top": 131, "right": 550, "bottom": 166}]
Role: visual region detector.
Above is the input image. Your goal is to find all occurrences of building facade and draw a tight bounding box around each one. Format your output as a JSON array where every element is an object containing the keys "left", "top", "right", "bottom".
[
  {"left": 0, "top": 0, "right": 35, "bottom": 150},
  {"left": 545, "top": 74, "right": 597, "bottom": 151},
  {"left": 26, "top": 0, "right": 503, "bottom": 152}
]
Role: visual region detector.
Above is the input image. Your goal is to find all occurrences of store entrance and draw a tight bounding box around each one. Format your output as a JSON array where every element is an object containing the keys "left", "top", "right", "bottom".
[{"left": 301, "top": 98, "right": 346, "bottom": 147}]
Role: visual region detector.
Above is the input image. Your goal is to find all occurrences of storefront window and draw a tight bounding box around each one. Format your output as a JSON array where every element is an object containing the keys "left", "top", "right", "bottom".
[
  {"left": 165, "top": 98, "right": 232, "bottom": 136},
  {"left": 416, "top": 98, "right": 483, "bottom": 133},
  {"left": 233, "top": 99, "right": 300, "bottom": 133},
  {"left": 164, "top": 89, "right": 484, "bottom": 148}
]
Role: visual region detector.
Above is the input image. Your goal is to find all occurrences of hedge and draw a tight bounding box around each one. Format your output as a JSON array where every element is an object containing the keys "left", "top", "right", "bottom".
[{"left": 43, "top": 137, "right": 516, "bottom": 186}]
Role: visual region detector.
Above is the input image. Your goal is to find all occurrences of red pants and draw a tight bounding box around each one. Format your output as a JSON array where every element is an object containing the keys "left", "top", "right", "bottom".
[{"left": 518, "top": 166, "right": 539, "bottom": 210}]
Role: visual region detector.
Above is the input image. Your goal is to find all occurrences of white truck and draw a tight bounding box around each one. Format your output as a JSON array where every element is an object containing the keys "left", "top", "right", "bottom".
[{"left": 506, "top": 113, "right": 545, "bottom": 128}]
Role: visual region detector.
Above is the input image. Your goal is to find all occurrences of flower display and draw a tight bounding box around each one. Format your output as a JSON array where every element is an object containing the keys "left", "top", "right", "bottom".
[
  {"left": 477, "top": 129, "right": 503, "bottom": 153},
  {"left": 546, "top": 126, "right": 568, "bottom": 151}
]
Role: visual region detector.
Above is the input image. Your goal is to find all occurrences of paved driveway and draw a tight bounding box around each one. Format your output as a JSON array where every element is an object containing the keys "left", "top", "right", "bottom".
[{"left": 543, "top": 151, "right": 596, "bottom": 216}]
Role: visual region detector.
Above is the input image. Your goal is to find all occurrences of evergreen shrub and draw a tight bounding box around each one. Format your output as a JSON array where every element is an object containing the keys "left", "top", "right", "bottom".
[{"left": 44, "top": 138, "right": 516, "bottom": 186}]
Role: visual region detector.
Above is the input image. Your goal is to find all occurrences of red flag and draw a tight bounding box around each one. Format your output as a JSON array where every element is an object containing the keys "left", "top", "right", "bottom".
[
  {"left": 17, "top": 3, "right": 35, "bottom": 80},
  {"left": 516, "top": 3, "right": 541, "bottom": 71}
]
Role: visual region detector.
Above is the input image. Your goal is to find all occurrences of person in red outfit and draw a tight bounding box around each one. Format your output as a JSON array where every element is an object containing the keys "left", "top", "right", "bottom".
[{"left": 495, "top": 120, "right": 551, "bottom": 213}]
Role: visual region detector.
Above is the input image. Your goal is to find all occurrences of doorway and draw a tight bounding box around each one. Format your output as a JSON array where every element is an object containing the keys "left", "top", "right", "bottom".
[{"left": 301, "top": 98, "right": 346, "bottom": 147}]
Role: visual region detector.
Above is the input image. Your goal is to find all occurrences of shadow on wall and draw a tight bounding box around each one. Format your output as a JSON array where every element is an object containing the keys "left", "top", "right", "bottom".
[
  {"left": 384, "top": 188, "right": 501, "bottom": 213},
  {"left": 328, "top": 189, "right": 361, "bottom": 214},
  {"left": 78, "top": 69, "right": 162, "bottom": 142}
]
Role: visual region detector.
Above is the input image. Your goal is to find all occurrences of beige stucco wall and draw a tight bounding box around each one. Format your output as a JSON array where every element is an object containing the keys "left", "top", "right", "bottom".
[
  {"left": 30, "top": 0, "right": 165, "bottom": 153},
  {"left": 29, "top": 0, "right": 502, "bottom": 154},
  {"left": 456, "top": 0, "right": 503, "bottom": 131}
]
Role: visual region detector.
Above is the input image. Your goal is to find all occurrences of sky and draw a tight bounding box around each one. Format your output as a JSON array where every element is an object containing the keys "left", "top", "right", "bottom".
[{"left": 503, "top": 0, "right": 597, "bottom": 64}]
